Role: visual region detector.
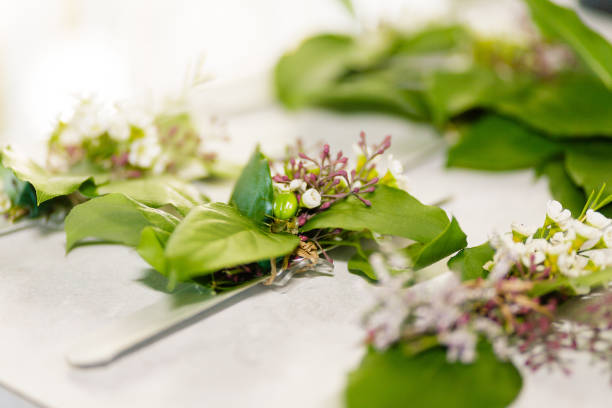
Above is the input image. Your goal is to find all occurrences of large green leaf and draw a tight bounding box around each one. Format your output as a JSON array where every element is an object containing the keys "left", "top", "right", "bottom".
[
  {"left": 448, "top": 242, "right": 495, "bottom": 281},
  {"left": 275, "top": 34, "right": 360, "bottom": 109},
  {"left": 229, "top": 148, "right": 274, "bottom": 225},
  {"left": 165, "top": 203, "right": 300, "bottom": 281},
  {"left": 304, "top": 185, "right": 454, "bottom": 243},
  {"left": 394, "top": 25, "right": 472, "bottom": 56},
  {"left": 309, "top": 70, "right": 430, "bottom": 119},
  {"left": 65, "top": 193, "right": 179, "bottom": 251},
  {"left": 492, "top": 74, "right": 612, "bottom": 136},
  {"left": 346, "top": 342, "right": 522, "bottom": 408},
  {"left": 525, "top": 0, "right": 612, "bottom": 89},
  {"left": 96, "top": 176, "right": 207, "bottom": 215},
  {"left": 424, "top": 67, "right": 503, "bottom": 125},
  {"left": 137, "top": 226, "right": 172, "bottom": 274},
  {"left": 404, "top": 216, "right": 467, "bottom": 269},
  {"left": 1, "top": 146, "right": 97, "bottom": 204},
  {"left": 539, "top": 159, "right": 586, "bottom": 216},
  {"left": 304, "top": 186, "right": 466, "bottom": 267},
  {"left": 447, "top": 115, "right": 563, "bottom": 171},
  {"left": 565, "top": 142, "right": 612, "bottom": 198},
  {"left": 347, "top": 250, "right": 377, "bottom": 281}
]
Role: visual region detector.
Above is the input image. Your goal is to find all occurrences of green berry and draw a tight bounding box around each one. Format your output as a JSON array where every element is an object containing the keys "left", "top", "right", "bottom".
[{"left": 273, "top": 192, "right": 298, "bottom": 220}]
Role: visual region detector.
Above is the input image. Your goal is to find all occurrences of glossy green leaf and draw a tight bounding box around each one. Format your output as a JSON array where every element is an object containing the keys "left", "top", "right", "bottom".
[
  {"left": 346, "top": 342, "right": 522, "bottom": 408},
  {"left": 525, "top": 0, "right": 612, "bottom": 89},
  {"left": 404, "top": 217, "right": 467, "bottom": 269},
  {"left": 1, "top": 146, "right": 96, "bottom": 204},
  {"left": 309, "top": 71, "right": 430, "bottom": 119},
  {"left": 65, "top": 193, "right": 179, "bottom": 251},
  {"left": 165, "top": 203, "right": 300, "bottom": 281},
  {"left": 565, "top": 142, "right": 612, "bottom": 198},
  {"left": 304, "top": 186, "right": 452, "bottom": 242},
  {"left": 448, "top": 242, "right": 495, "bottom": 281},
  {"left": 137, "top": 226, "right": 171, "bottom": 274},
  {"left": 447, "top": 115, "right": 563, "bottom": 170},
  {"left": 304, "top": 186, "right": 466, "bottom": 268},
  {"left": 348, "top": 250, "right": 377, "bottom": 281},
  {"left": 394, "top": 25, "right": 472, "bottom": 55},
  {"left": 425, "top": 67, "right": 502, "bottom": 125},
  {"left": 229, "top": 148, "right": 274, "bottom": 225},
  {"left": 275, "top": 34, "right": 359, "bottom": 109},
  {"left": 493, "top": 75, "right": 612, "bottom": 136},
  {"left": 96, "top": 176, "right": 207, "bottom": 215},
  {"left": 539, "top": 159, "right": 586, "bottom": 216}
]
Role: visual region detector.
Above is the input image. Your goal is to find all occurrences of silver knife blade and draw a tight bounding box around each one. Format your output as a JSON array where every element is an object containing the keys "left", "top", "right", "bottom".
[{"left": 66, "top": 276, "right": 267, "bottom": 368}]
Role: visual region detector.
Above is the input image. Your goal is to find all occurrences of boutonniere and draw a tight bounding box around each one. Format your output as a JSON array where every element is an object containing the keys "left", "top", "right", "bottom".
[
  {"left": 346, "top": 189, "right": 612, "bottom": 408},
  {"left": 0, "top": 97, "right": 229, "bottom": 227},
  {"left": 66, "top": 133, "right": 467, "bottom": 292}
]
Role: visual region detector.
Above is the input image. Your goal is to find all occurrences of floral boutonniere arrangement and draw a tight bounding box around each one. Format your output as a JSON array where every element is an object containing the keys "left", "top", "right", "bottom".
[
  {"left": 345, "top": 190, "right": 612, "bottom": 408},
  {"left": 0, "top": 97, "right": 230, "bottom": 225},
  {"left": 65, "top": 133, "right": 467, "bottom": 296}
]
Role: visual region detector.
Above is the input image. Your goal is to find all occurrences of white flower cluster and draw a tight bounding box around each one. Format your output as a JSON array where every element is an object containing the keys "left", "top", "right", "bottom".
[
  {"left": 485, "top": 200, "right": 612, "bottom": 285},
  {"left": 364, "top": 254, "right": 508, "bottom": 364}
]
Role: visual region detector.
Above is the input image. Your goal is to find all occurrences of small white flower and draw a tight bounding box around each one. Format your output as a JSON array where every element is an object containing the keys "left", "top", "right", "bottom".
[
  {"left": 521, "top": 238, "right": 548, "bottom": 266},
  {"left": 588, "top": 250, "right": 612, "bottom": 269},
  {"left": 603, "top": 227, "right": 612, "bottom": 248},
  {"left": 152, "top": 153, "right": 171, "bottom": 175},
  {"left": 440, "top": 329, "right": 477, "bottom": 363},
  {"left": 511, "top": 222, "right": 536, "bottom": 241},
  {"left": 108, "top": 118, "right": 131, "bottom": 142},
  {"left": 289, "top": 179, "right": 307, "bottom": 193},
  {"left": 558, "top": 252, "right": 589, "bottom": 277},
  {"left": 128, "top": 137, "right": 161, "bottom": 169},
  {"left": 572, "top": 220, "right": 602, "bottom": 250},
  {"left": 0, "top": 190, "right": 11, "bottom": 213},
  {"left": 546, "top": 200, "right": 572, "bottom": 228},
  {"left": 586, "top": 209, "right": 612, "bottom": 230},
  {"left": 550, "top": 231, "right": 565, "bottom": 245},
  {"left": 301, "top": 188, "right": 321, "bottom": 209},
  {"left": 386, "top": 154, "right": 409, "bottom": 191},
  {"left": 274, "top": 183, "right": 291, "bottom": 193},
  {"left": 546, "top": 241, "right": 571, "bottom": 257}
]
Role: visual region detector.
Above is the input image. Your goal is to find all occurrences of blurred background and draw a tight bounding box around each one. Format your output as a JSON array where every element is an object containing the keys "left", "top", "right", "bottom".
[{"left": 5, "top": 0, "right": 608, "bottom": 159}]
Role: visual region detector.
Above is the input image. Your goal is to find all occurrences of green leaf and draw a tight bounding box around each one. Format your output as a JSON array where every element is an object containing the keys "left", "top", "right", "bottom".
[
  {"left": 348, "top": 250, "right": 377, "bottom": 280},
  {"left": 404, "top": 217, "right": 467, "bottom": 269},
  {"left": 346, "top": 342, "right": 522, "bottom": 408},
  {"left": 304, "top": 186, "right": 466, "bottom": 268},
  {"left": 525, "top": 0, "right": 612, "bottom": 89},
  {"left": 96, "top": 176, "right": 207, "bottom": 215},
  {"left": 448, "top": 242, "right": 495, "bottom": 281},
  {"left": 309, "top": 70, "right": 430, "bottom": 119},
  {"left": 65, "top": 193, "right": 179, "bottom": 251},
  {"left": 136, "top": 226, "right": 171, "bottom": 274},
  {"left": 165, "top": 203, "right": 300, "bottom": 281},
  {"left": 1, "top": 146, "right": 95, "bottom": 204},
  {"left": 565, "top": 142, "right": 612, "bottom": 199},
  {"left": 539, "top": 159, "right": 586, "bottom": 216},
  {"left": 447, "top": 115, "right": 563, "bottom": 171},
  {"left": 275, "top": 34, "right": 359, "bottom": 109},
  {"left": 424, "top": 67, "right": 503, "bottom": 125},
  {"left": 394, "top": 25, "right": 472, "bottom": 56},
  {"left": 304, "top": 185, "right": 453, "bottom": 242},
  {"left": 229, "top": 148, "right": 274, "bottom": 225},
  {"left": 492, "top": 74, "right": 612, "bottom": 136}
]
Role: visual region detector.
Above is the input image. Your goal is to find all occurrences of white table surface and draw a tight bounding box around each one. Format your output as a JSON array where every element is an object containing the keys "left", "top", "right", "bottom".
[{"left": 1, "top": 106, "right": 612, "bottom": 408}]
